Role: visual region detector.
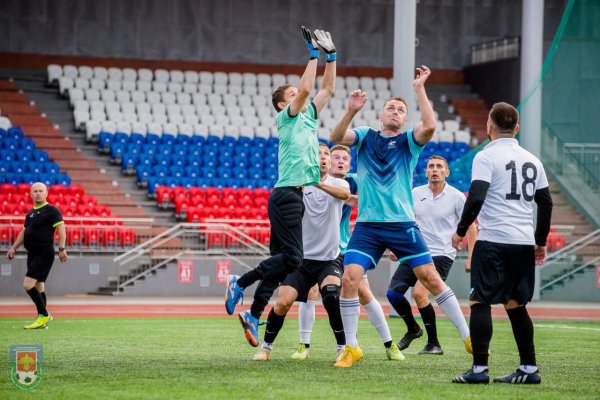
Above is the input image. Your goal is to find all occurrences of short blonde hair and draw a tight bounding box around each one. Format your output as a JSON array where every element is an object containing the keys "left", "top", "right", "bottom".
[{"left": 330, "top": 144, "right": 351, "bottom": 158}]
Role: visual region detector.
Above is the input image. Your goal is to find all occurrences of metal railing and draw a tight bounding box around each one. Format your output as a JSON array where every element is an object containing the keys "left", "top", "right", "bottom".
[
  {"left": 539, "top": 228, "right": 600, "bottom": 291},
  {"left": 114, "top": 220, "right": 270, "bottom": 267},
  {"left": 542, "top": 125, "right": 600, "bottom": 191},
  {"left": 0, "top": 216, "right": 154, "bottom": 255},
  {"left": 471, "top": 37, "right": 520, "bottom": 65}
]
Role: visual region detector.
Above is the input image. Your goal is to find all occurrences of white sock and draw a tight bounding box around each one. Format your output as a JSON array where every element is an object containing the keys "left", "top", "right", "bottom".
[
  {"left": 364, "top": 298, "right": 392, "bottom": 343},
  {"left": 261, "top": 342, "right": 273, "bottom": 350},
  {"left": 434, "top": 287, "right": 469, "bottom": 341},
  {"left": 340, "top": 297, "right": 360, "bottom": 348},
  {"left": 473, "top": 365, "right": 488, "bottom": 373},
  {"left": 298, "top": 301, "right": 316, "bottom": 344},
  {"left": 520, "top": 365, "right": 538, "bottom": 374}
]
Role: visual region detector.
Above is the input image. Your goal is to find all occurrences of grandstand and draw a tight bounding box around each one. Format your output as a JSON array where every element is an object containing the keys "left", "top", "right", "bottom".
[{"left": 0, "top": 0, "right": 598, "bottom": 303}]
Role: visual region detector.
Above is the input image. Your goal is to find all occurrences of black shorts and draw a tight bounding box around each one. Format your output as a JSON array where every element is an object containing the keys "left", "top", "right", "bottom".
[
  {"left": 388, "top": 256, "right": 454, "bottom": 294},
  {"left": 281, "top": 258, "right": 343, "bottom": 302},
  {"left": 25, "top": 247, "right": 55, "bottom": 282},
  {"left": 469, "top": 240, "right": 535, "bottom": 306}
]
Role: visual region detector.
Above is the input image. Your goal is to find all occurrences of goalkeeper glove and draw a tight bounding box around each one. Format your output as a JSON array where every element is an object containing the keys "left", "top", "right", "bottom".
[
  {"left": 314, "top": 30, "right": 336, "bottom": 62},
  {"left": 301, "top": 26, "right": 320, "bottom": 60}
]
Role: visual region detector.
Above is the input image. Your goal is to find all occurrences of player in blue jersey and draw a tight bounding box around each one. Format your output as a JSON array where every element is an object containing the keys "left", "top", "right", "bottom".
[
  {"left": 292, "top": 145, "right": 404, "bottom": 362},
  {"left": 330, "top": 66, "right": 470, "bottom": 368}
]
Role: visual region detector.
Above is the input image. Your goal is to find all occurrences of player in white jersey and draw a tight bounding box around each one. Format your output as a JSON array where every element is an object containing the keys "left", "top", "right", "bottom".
[
  {"left": 388, "top": 155, "right": 477, "bottom": 355},
  {"left": 292, "top": 145, "right": 405, "bottom": 362},
  {"left": 451, "top": 102, "right": 553, "bottom": 385},
  {"left": 252, "top": 143, "right": 350, "bottom": 361}
]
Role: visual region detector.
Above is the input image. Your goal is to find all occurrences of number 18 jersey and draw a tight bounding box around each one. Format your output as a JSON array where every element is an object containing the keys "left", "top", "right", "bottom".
[{"left": 471, "top": 138, "right": 548, "bottom": 245}]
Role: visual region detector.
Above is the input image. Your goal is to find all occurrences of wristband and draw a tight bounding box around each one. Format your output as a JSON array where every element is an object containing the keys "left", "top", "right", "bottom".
[{"left": 325, "top": 53, "right": 336, "bottom": 62}]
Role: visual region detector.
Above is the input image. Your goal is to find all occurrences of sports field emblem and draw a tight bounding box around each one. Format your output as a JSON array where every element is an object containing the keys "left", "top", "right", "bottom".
[{"left": 9, "top": 344, "right": 43, "bottom": 390}]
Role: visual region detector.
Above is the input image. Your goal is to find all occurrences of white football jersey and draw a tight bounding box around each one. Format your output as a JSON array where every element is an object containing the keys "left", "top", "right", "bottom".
[
  {"left": 471, "top": 138, "right": 549, "bottom": 245},
  {"left": 412, "top": 183, "right": 466, "bottom": 259},
  {"left": 302, "top": 175, "right": 349, "bottom": 261}
]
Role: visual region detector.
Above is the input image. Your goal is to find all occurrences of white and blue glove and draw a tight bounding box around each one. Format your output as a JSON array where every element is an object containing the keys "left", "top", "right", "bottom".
[
  {"left": 314, "top": 29, "right": 336, "bottom": 62},
  {"left": 302, "top": 26, "right": 320, "bottom": 60}
]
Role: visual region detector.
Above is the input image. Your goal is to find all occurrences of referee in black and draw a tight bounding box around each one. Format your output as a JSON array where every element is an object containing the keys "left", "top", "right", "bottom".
[{"left": 6, "top": 182, "right": 69, "bottom": 329}]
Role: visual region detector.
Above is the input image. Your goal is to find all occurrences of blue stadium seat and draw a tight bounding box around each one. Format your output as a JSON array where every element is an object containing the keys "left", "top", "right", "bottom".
[
  {"left": 190, "top": 135, "right": 206, "bottom": 146},
  {"left": 113, "top": 132, "right": 129, "bottom": 144},
  {"left": 180, "top": 176, "right": 195, "bottom": 189},
  {"left": 21, "top": 138, "right": 35, "bottom": 152},
  {"left": 161, "top": 133, "right": 176, "bottom": 146},
  {"left": 55, "top": 173, "right": 71, "bottom": 186},
  {"left": 252, "top": 137, "right": 267, "bottom": 149},
  {"left": 201, "top": 166, "right": 217, "bottom": 179},
  {"left": 4, "top": 173, "right": 20, "bottom": 185},
  {"left": 222, "top": 136, "right": 236, "bottom": 148},
  {"left": 206, "top": 135, "right": 221, "bottom": 147},
  {"left": 98, "top": 132, "right": 113, "bottom": 153},
  {"left": 126, "top": 143, "right": 142, "bottom": 155},
  {"left": 218, "top": 156, "right": 233, "bottom": 168},
  {"left": 238, "top": 137, "right": 252, "bottom": 148},
  {"left": 218, "top": 147, "right": 233, "bottom": 158},
  {"left": 155, "top": 154, "right": 172, "bottom": 167},
  {"left": 28, "top": 162, "right": 44, "bottom": 174},
  {"left": 10, "top": 162, "right": 26, "bottom": 174},
  {"left": 267, "top": 137, "right": 279, "bottom": 147},
  {"left": 185, "top": 166, "right": 200, "bottom": 178},
  {"left": 129, "top": 133, "right": 145, "bottom": 146},
  {"left": 138, "top": 154, "right": 153, "bottom": 167},
  {"left": 146, "top": 133, "right": 160, "bottom": 146},
  {"left": 176, "top": 134, "right": 192, "bottom": 146},
  {"left": 248, "top": 167, "right": 263, "bottom": 180},
  {"left": 233, "top": 167, "right": 247, "bottom": 179},
  {"left": 0, "top": 161, "right": 9, "bottom": 175},
  {"left": 136, "top": 165, "right": 151, "bottom": 186},
  {"left": 265, "top": 167, "right": 278, "bottom": 181},
  {"left": 194, "top": 178, "right": 211, "bottom": 188},
  {"left": 0, "top": 150, "right": 15, "bottom": 162},
  {"left": 39, "top": 173, "right": 55, "bottom": 186},
  {"left": 188, "top": 154, "right": 202, "bottom": 168},
  {"left": 203, "top": 147, "right": 218, "bottom": 158},
  {"left": 46, "top": 162, "right": 60, "bottom": 175},
  {"left": 169, "top": 165, "right": 184, "bottom": 178},
  {"left": 171, "top": 154, "right": 186, "bottom": 168},
  {"left": 32, "top": 150, "right": 48, "bottom": 162},
  {"left": 202, "top": 155, "right": 217, "bottom": 168},
  {"left": 153, "top": 165, "right": 169, "bottom": 177},
  {"left": 121, "top": 153, "right": 138, "bottom": 174},
  {"left": 164, "top": 176, "right": 181, "bottom": 188},
  {"left": 110, "top": 143, "right": 127, "bottom": 163},
  {"left": 173, "top": 144, "right": 187, "bottom": 157},
  {"left": 7, "top": 127, "right": 24, "bottom": 140}
]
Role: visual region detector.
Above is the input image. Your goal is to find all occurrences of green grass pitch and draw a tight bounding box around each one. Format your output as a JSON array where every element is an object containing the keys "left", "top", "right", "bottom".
[{"left": 1, "top": 317, "right": 599, "bottom": 399}]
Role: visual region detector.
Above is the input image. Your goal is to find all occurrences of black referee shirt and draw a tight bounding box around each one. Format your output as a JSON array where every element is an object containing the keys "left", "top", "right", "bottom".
[{"left": 23, "top": 203, "right": 64, "bottom": 250}]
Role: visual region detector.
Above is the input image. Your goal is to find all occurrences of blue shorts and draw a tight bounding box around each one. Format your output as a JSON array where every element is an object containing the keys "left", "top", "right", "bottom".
[{"left": 344, "top": 222, "right": 432, "bottom": 271}]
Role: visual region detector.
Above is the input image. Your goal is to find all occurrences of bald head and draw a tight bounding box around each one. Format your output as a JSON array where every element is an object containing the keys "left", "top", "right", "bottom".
[{"left": 30, "top": 182, "right": 48, "bottom": 206}]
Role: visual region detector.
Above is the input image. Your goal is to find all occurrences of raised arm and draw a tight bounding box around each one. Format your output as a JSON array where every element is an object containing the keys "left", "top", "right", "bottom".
[
  {"left": 412, "top": 66, "right": 436, "bottom": 145},
  {"left": 314, "top": 181, "right": 350, "bottom": 200},
  {"left": 312, "top": 30, "right": 336, "bottom": 114},
  {"left": 330, "top": 90, "right": 368, "bottom": 145},
  {"left": 289, "top": 27, "right": 320, "bottom": 117}
]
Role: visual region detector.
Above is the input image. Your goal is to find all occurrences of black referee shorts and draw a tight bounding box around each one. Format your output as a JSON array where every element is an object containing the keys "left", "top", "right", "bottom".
[
  {"left": 281, "top": 258, "right": 343, "bottom": 302},
  {"left": 388, "top": 256, "right": 454, "bottom": 294},
  {"left": 25, "top": 247, "right": 56, "bottom": 282},
  {"left": 469, "top": 240, "right": 535, "bottom": 306}
]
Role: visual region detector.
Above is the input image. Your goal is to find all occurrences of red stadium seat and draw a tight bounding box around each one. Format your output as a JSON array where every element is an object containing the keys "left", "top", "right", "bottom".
[
  {"left": 205, "top": 187, "right": 220, "bottom": 201},
  {"left": 102, "top": 228, "right": 118, "bottom": 247},
  {"left": 50, "top": 184, "right": 68, "bottom": 199},
  {"left": 83, "top": 227, "right": 101, "bottom": 246},
  {"left": 0, "top": 184, "right": 17, "bottom": 197},
  {"left": 68, "top": 185, "right": 85, "bottom": 198},
  {"left": 238, "top": 197, "right": 253, "bottom": 210},
  {"left": 62, "top": 194, "right": 79, "bottom": 208},
  {"left": 186, "top": 207, "right": 205, "bottom": 223},
  {"left": 238, "top": 188, "right": 253, "bottom": 201},
  {"left": 156, "top": 186, "right": 173, "bottom": 208},
  {"left": 254, "top": 197, "right": 268, "bottom": 210},
  {"left": 252, "top": 188, "right": 269, "bottom": 200},
  {"left": 174, "top": 198, "right": 190, "bottom": 218},
  {"left": 222, "top": 187, "right": 237, "bottom": 200},
  {"left": 94, "top": 204, "right": 111, "bottom": 217},
  {"left": 80, "top": 195, "right": 98, "bottom": 207},
  {"left": 189, "top": 187, "right": 205, "bottom": 200},
  {"left": 0, "top": 226, "right": 11, "bottom": 245},
  {"left": 118, "top": 228, "right": 136, "bottom": 247},
  {"left": 222, "top": 197, "right": 238, "bottom": 210},
  {"left": 67, "top": 227, "right": 83, "bottom": 246}
]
